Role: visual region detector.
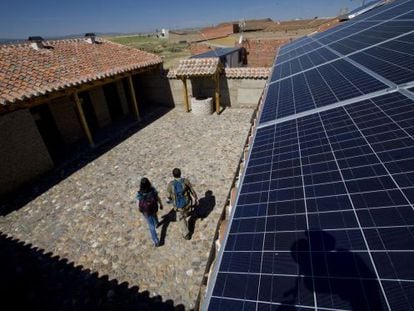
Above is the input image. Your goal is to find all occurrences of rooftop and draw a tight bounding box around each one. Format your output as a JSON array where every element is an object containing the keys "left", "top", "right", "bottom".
[
  {"left": 172, "top": 57, "right": 221, "bottom": 78},
  {"left": 0, "top": 38, "right": 162, "bottom": 106},
  {"left": 224, "top": 67, "right": 270, "bottom": 79},
  {"left": 167, "top": 66, "right": 270, "bottom": 79}
]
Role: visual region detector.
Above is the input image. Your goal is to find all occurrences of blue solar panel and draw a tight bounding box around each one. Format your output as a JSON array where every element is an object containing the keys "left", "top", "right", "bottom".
[
  {"left": 276, "top": 40, "right": 324, "bottom": 65},
  {"left": 317, "top": 21, "right": 378, "bottom": 45},
  {"left": 261, "top": 59, "right": 387, "bottom": 123},
  {"left": 204, "top": 1, "right": 414, "bottom": 310},
  {"left": 278, "top": 20, "right": 380, "bottom": 63},
  {"left": 272, "top": 3, "right": 414, "bottom": 83},
  {"left": 208, "top": 298, "right": 256, "bottom": 311},
  {"left": 207, "top": 92, "right": 414, "bottom": 310},
  {"left": 328, "top": 20, "right": 414, "bottom": 55},
  {"left": 273, "top": 18, "right": 414, "bottom": 83},
  {"left": 278, "top": 36, "right": 313, "bottom": 55},
  {"left": 275, "top": 0, "right": 414, "bottom": 64},
  {"left": 349, "top": 33, "right": 414, "bottom": 85},
  {"left": 345, "top": 0, "right": 386, "bottom": 19},
  {"left": 273, "top": 48, "right": 339, "bottom": 80},
  {"left": 365, "top": 0, "right": 414, "bottom": 20}
]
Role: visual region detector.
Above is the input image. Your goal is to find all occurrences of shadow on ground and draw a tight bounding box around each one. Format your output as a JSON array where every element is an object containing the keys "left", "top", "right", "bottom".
[
  {"left": 0, "top": 106, "right": 172, "bottom": 216},
  {"left": 188, "top": 190, "right": 216, "bottom": 236},
  {"left": 0, "top": 232, "right": 186, "bottom": 311},
  {"left": 157, "top": 190, "right": 216, "bottom": 245}
]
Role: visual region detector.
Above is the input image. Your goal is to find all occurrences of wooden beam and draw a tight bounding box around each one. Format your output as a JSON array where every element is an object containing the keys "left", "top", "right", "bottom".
[
  {"left": 215, "top": 71, "right": 220, "bottom": 114},
  {"left": 127, "top": 75, "right": 141, "bottom": 120},
  {"left": 73, "top": 92, "right": 95, "bottom": 148},
  {"left": 182, "top": 78, "right": 190, "bottom": 112},
  {"left": 2, "top": 65, "right": 160, "bottom": 115}
]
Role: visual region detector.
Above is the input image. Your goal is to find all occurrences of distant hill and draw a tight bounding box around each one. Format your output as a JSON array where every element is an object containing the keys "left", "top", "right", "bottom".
[{"left": 0, "top": 38, "right": 22, "bottom": 44}]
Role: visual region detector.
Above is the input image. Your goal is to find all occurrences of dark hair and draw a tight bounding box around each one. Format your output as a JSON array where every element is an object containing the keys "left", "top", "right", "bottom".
[
  {"left": 140, "top": 177, "right": 152, "bottom": 193},
  {"left": 172, "top": 168, "right": 181, "bottom": 178}
]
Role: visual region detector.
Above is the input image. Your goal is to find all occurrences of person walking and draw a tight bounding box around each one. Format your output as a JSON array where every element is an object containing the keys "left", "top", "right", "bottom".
[
  {"left": 167, "top": 168, "right": 198, "bottom": 240},
  {"left": 137, "top": 177, "right": 163, "bottom": 247}
]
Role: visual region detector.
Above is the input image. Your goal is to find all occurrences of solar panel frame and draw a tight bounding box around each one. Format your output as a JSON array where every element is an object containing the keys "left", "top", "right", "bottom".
[
  {"left": 262, "top": 59, "right": 388, "bottom": 123},
  {"left": 348, "top": 33, "right": 414, "bottom": 85},
  {"left": 204, "top": 1, "right": 414, "bottom": 309},
  {"left": 272, "top": 2, "right": 414, "bottom": 84},
  {"left": 206, "top": 92, "right": 414, "bottom": 310},
  {"left": 327, "top": 20, "right": 414, "bottom": 55}
]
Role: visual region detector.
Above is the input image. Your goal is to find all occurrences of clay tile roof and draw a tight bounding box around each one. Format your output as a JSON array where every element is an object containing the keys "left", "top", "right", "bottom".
[
  {"left": 224, "top": 67, "right": 271, "bottom": 79},
  {"left": 0, "top": 38, "right": 162, "bottom": 105},
  {"left": 166, "top": 68, "right": 178, "bottom": 79},
  {"left": 174, "top": 57, "right": 221, "bottom": 78}
]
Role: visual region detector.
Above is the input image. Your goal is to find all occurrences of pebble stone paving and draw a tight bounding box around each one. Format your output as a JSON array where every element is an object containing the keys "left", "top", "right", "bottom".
[{"left": 0, "top": 107, "right": 254, "bottom": 309}]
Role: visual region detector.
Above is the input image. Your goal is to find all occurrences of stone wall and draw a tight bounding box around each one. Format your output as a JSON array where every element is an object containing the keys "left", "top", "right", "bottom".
[
  {"left": 168, "top": 76, "right": 266, "bottom": 110},
  {"left": 240, "top": 38, "right": 287, "bottom": 67},
  {"left": 225, "top": 78, "right": 266, "bottom": 108},
  {"left": 133, "top": 67, "right": 175, "bottom": 108},
  {"left": 49, "top": 96, "right": 83, "bottom": 145},
  {"left": 0, "top": 110, "right": 54, "bottom": 196},
  {"left": 169, "top": 79, "right": 189, "bottom": 109},
  {"left": 89, "top": 87, "right": 112, "bottom": 127}
]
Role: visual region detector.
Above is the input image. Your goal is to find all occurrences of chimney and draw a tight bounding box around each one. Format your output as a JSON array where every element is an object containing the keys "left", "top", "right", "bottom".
[
  {"left": 28, "top": 36, "right": 44, "bottom": 50},
  {"left": 85, "top": 33, "right": 96, "bottom": 44}
]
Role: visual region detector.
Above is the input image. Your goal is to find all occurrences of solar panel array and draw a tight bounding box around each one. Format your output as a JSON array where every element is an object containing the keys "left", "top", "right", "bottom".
[
  {"left": 344, "top": 0, "right": 385, "bottom": 20},
  {"left": 204, "top": 0, "right": 414, "bottom": 310}
]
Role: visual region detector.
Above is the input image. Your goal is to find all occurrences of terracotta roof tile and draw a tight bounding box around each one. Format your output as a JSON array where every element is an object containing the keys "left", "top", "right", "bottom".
[
  {"left": 168, "top": 65, "right": 270, "bottom": 79},
  {"left": 174, "top": 58, "right": 220, "bottom": 78},
  {"left": 200, "top": 24, "right": 236, "bottom": 40},
  {"left": 224, "top": 67, "right": 270, "bottom": 79},
  {"left": 166, "top": 69, "right": 178, "bottom": 79},
  {"left": 0, "top": 38, "right": 162, "bottom": 105}
]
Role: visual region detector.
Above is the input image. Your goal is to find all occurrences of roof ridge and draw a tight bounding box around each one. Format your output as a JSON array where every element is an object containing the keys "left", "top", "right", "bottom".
[{"left": 0, "top": 37, "right": 87, "bottom": 49}]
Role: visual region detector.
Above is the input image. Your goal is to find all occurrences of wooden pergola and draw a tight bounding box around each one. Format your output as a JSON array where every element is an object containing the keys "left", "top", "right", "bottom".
[
  {"left": 72, "top": 73, "right": 141, "bottom": 147},
  {"left": 2, "top": 67, "right": 157, "bottom": 148},
  {"left": 174, "top": 58, "right": 223, "bottom": 114}
]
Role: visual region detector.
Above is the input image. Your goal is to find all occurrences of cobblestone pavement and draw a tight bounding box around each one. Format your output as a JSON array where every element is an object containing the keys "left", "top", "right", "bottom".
[{"left": 0, "top": 108, "right": 254, "bottom": 309}]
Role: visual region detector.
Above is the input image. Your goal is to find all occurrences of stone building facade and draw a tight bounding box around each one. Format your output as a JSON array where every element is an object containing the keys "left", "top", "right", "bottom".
[{"left": 0, "top": 36, "right": 164, "bottom": 197}]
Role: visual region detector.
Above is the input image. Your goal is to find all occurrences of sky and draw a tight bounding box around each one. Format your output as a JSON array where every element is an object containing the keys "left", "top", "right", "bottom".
[{"left": 0, "top": 0, "right": 362, "bottom": 39}]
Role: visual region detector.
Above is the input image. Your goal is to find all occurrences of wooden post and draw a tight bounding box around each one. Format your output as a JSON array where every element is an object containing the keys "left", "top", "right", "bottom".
[
  {"left": 73, "top": 92, "right": 95, "bottom": 148},
  {"left": 215, "top": 71, "right": 220, "bottom": 114},
  {"left": 182, "top": 78, "right": 190, "bottom": 112},
  {"left": 128, "top": 74, "right": 141, "bottom": 120}
]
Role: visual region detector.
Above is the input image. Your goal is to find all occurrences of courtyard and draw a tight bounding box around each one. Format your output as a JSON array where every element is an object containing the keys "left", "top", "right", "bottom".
[{"left": 0, "top": 107, "right": 254, "bottom": 309}]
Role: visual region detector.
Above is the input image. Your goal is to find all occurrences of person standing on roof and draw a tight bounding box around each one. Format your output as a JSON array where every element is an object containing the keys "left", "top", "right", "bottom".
[{"left": 167, "top": 168, "right": 198, "bottom": 240}]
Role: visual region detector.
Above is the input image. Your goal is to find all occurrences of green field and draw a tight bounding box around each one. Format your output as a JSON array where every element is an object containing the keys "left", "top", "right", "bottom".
[{"left": 106, "top": 35, "right": 191, "bottom": 69}]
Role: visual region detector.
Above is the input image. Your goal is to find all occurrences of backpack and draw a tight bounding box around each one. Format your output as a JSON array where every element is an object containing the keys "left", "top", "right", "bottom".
[
  {"left": 138, "top": 191, "right": 158, "bottom": 215},
  {"left": 173, "top": 178, "right": 189, "bottom": 209}
]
